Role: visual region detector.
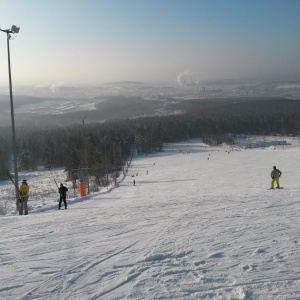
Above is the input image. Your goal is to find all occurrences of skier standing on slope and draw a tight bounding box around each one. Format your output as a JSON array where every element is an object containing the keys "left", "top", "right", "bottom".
[
  {"left": 19, "top": 179, "right": 29, "bottom": 215},
  {"left": 58, "top": 183, "right": 68, "bottom": 210},
  {"left": 270, "top": 166, "right": 282, "bottom": 189}
]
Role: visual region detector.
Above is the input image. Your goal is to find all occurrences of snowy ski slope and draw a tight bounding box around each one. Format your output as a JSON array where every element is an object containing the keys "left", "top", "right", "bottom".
[{"left": 1, "top": 137, "right": 300, "bottom": 299}]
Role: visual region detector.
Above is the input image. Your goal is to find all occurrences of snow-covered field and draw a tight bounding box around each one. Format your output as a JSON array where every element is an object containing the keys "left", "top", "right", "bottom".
[
  {"left": 0, "top": 168, "right": 68, "bottom": 215},
  {"left": 0, "top": 168, "right": 117, "bottom": 216},
  {"left": 1, "top": 136, "right": 300, "bottom": 299}
]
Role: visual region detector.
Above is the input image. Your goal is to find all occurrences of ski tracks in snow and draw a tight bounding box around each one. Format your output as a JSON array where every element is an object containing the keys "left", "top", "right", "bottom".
[
  {"left": 3, "top": 139, "right": 300, "bottom": 299},
  {"left": 18, "top": 242, "right": 139, "bottom": 300}
]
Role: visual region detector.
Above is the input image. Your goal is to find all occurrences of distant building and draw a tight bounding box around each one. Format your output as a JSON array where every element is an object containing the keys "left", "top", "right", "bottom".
[{"left": 242, "top": 140, "right": 288, "bottom": 148}]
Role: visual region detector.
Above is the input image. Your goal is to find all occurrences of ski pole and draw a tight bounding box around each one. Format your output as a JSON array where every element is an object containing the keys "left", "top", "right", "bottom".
[
  {"left": 48, "top": 168, "right": 59, "bottom": 188},
  {"left": 6, "top": 170, "right": 18, "bottom": 189},
  {"left": 5, "top": 169, "right": 20, "bottom": 210},
  {"left": 0, "top": 160, "right": 18, "bottom": 189}
]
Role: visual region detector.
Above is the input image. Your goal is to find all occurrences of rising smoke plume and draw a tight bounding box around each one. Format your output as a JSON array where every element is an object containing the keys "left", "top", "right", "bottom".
[{"left": 176, "top": 71, "right": 198, "bottom": 86}]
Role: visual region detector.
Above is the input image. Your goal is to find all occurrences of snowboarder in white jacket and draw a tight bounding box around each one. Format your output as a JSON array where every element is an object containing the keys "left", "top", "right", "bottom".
[{"left": 270, "top": 166, "right": 282, "bottom": 189}]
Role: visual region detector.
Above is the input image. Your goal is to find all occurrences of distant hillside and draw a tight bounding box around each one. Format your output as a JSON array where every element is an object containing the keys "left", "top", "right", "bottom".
[{"left": 0, "top": 93, "right": 299, "bottom": 130}]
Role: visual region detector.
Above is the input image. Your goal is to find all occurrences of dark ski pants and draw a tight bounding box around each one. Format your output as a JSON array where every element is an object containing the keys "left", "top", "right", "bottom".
[
  {"left": 59, "top": 196, "right": 67, "bottom": 209},
  {"left": 19, "top": 197, "right": 28, "bottom": 215}
]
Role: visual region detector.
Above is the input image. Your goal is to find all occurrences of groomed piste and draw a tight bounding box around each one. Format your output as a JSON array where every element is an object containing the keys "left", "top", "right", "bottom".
[{"left": 1, "top": 136, "right": 300, "bottom": 299}]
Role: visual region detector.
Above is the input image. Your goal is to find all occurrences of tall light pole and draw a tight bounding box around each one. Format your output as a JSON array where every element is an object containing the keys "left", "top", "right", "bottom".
[
  {"left": 103, "top": 136, "right": 108, "bottom": 186},
  {"left": 0, "top": 25, "right": 20, "bottom": 205},
  {"left": 82, "top": 117, "right": 87, "bottom": 167},
  {"left": 82, "top": 117, "right": 90, "bottom": 194}
]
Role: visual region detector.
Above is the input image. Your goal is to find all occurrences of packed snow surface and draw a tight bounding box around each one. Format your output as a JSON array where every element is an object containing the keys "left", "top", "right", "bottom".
[{"left": 1, "top": 137, "right": 300, "bottom": 299}]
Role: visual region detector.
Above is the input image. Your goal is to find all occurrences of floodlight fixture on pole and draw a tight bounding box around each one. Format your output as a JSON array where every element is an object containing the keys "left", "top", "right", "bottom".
[
  {"left": 0, "top": 25, "right": 20, "bottom": 205},
  {"left": 11, "top": 25, "right": 20, "bottom": 34},
  {"left": 0, "top": 25, "right": 20, "bottom": 35}
]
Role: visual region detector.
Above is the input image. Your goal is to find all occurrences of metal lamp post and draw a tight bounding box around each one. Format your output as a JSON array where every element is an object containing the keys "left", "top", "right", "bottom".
[
  {"left": 82, "top": 117, "right": 90, "bottom": 194},
  {"left": 0, "top": 25, "right": 20, "bottom": 205},
  {"left": 102, "top": 136, "right": 109, "bottom": 187}
]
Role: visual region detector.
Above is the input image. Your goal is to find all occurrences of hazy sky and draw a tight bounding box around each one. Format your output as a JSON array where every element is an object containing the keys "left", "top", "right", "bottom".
[{"left": 0, "top": 0, "right": 300, "bottom": 86}]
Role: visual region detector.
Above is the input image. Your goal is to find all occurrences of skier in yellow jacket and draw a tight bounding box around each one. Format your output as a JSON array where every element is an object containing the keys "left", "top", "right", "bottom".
[{"left": 19, "top": 179, "right": 29, "bottom": 215}]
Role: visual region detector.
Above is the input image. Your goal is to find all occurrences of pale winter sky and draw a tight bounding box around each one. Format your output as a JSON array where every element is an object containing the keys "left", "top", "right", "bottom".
[{"left": 0, "top": 0, "right": 300, "bottom": 86}]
